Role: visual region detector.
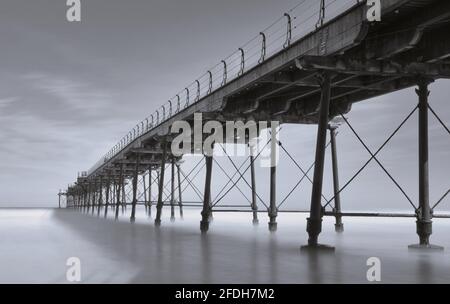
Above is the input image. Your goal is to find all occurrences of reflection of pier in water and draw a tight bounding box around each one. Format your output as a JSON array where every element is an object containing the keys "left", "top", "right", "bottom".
[{"left": 50, "top": 210, "right": 450, "bottom": 283}]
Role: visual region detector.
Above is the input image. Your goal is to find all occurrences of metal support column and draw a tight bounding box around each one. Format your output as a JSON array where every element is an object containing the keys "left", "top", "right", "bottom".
[
  {"left": 97, "top": 177, "right": 103, "bottom": 216},
  {"left": 170, "top": 157, "right": 176, "bottom": 222},
  {"left": 86, "top": 184, "right": 90, "bottom": 212},
  {"left": 130, "top": 154, "right": 140, "bottom": 222},
  {"left": 143, "top": 173, "right": 148, "bottom": 212},
  {"left": 86, "top": 185, "right": 89, "bottom": 212},
  {"left": 409, "top": 79, "right": 443, "bottom": 250},
  {"left": 83, "top": 187, "right": 88, "bottom": 211},
  {"left": 250, "top": 144, "right": 259, "bottom": 225},
  {"left": 88, "top": 183, "right": 92, "bottom": 212},
  {"left": 200, "top": 155, "right": 213, "bottom": 233},
  {"left": 115, "top": 164, "right": 123, "bottom": 220},
  {"left": 155, "top": 170, "right": 160, "bottom": 210},
  {"left": 177, "top": 163, "right": 184, "bottom": 218},
  {"left": 302, "top": 72, "right": 334, "bottom": 250},
  {"left": 268, "top": 124, "right": 278, "bottom": 232},
  {"left": 329, "top": 125, "right": 343, "bottom": 232},
  {"left": 110, "top": 180, "right": 115, "bottom": 211},
  {"left": 104, "top": 177, "right": 110, "bottom": 218},
  {"left": 92, "top": 181, "right": 97, "bottom": 214},
  {"left": 155, "top": 140, "right": 168, "bottom": 226},
  {"left": 122, "top": 177, "right": 126, "bottom": 213},
  {"left": 148, "top": 166, "right": 152, "bottom": 216}
]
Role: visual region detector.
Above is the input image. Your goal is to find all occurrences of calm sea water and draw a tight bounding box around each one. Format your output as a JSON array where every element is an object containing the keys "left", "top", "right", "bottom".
[{"left": 0, "top": 207, "right": 449, "bottom": 283}]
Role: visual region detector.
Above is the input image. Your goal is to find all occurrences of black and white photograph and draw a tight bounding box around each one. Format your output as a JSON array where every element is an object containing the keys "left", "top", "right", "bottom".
[{"left": 1, "top": 0, "right": 450, "bottom": 292}]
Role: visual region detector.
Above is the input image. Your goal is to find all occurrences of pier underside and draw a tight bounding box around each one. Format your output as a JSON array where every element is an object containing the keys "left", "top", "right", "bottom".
[{"left": 66, "top": 0, "right": 450, "bottom": 250}]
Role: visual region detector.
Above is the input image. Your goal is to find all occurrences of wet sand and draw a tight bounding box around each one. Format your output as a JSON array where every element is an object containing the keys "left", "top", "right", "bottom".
[{"left": 0, "top": 207, "right": 449, "bottom": 283}]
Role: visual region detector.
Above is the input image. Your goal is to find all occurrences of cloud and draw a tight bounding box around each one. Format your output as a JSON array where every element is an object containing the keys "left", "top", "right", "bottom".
[
  {"left": 22, "top": 73, "right": 112, "bottom": 112},
  {"left": 0, "top": 97, "right": 18, "bottom": 109}
]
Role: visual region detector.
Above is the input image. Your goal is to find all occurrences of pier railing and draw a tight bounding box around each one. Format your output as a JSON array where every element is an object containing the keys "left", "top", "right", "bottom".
[{"left": 88, "top": 0, "right": 362, "bottom": 175}]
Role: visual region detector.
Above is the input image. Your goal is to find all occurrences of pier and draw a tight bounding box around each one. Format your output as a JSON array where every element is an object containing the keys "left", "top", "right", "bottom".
[{"left": 63, "top": 0, "right": 450, "bottom": 250}]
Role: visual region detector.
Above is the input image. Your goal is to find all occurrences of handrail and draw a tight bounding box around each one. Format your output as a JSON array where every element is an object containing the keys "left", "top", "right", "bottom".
[{"left": 87, "top": 0, "right": 361, "bottom": 175}]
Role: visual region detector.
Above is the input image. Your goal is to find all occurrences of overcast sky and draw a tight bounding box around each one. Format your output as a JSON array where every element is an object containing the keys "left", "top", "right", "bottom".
[{"left": 0, "top": 0, "right": 449, "bottom": 212}]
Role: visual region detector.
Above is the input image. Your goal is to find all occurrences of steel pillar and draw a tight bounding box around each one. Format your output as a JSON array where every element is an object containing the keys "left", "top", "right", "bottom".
[
  {"left": 91, "top": 181, "right": 96, "bottom": 215},
  {"left": 97, "top": 177, "right": 103, "bottom": 216},
  {"left": 110, "top": 181, "right": 115, "bottom": 210},
  {"left": 409, "top": 79, "right": 443, "bottom": 250},
  {"left": 200, "top": 155, "right": 213, "bottom": 233},
  {"left": 87, "top": 187, "right": 91, "bottom": 210},
  {"left": 88, "top": 184, "right": 93, "bottom": 212},
  {"left": 177, "top": 164, "right": 184, "bottom": 218},
  {"left": 104, "top": 178, "right": 110, "bottom": 218},
  {"left": 268, "top": 124, "right": 278, "bottom": 232},
  {"left": 302, "top": 72, "right": 334, "bottom": 250},
  {"left": 250, "top": 145, "right": 259, "bottom": 225},
  {"left": 170, "top": 158, "right": 176, "bottom": 222},
  {"left": 155, "top": 141, "right": 168, "bottom": 226},
  {"left": 148, "top": 166, "right": 152, "bottom": 216},
  {"left": 83, "top": 188, "right": 88, "bottom": 211},
  {"left": 155, "top": 170, "right": 160, "bottom": 212},
  {"left": 130, "top": 154, "right": 140, "bottom": 222},
  {"left": 86, "top": 185, "right": 90, "bottom": 212},
  {"left": 112, "top": 181, "right": 116, "bottom": 205},
  {"left": 143, "top": 173, "right": 148, "bottom": 212},
  {"left": 329, "top": 125, "right": 344, "bottom": 232},
  {"left": 115, "top": 164, "right": 123, "bottom": 220},
  {"left": 86, "top": 186, "right": 89, "bottom": 212},
  {"left": 122, "top": 177, "right": 126, "bottom": 213}
]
